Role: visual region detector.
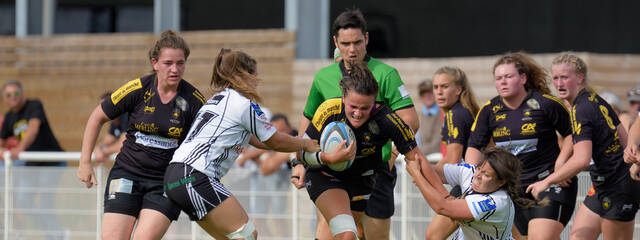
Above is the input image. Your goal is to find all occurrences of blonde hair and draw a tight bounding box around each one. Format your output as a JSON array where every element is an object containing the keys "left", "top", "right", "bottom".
[
  {"left": 434, "top": 66, "right": 480, "bottom": 116},
  {"left": 552, "top": 53, "right": 590, "bottom": 89},
  {"left": 493, "top": 52, "right": 550, "bottom": 94},
  {"left": 210, "top": 49, "right": 262, "bottom": 103}
]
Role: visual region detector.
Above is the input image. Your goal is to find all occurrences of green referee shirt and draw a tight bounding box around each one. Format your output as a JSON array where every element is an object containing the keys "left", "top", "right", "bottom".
[{"left": 303, "top": 55, "right": 415, "bottom": 162}]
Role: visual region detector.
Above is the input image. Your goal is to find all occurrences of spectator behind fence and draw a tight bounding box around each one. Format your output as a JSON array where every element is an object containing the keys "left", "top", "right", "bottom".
[
  {"left": 415, "top": 79, "right": 442, "bottom": 156},
  {"left": 627, "top": 84, "right": 640, "bottom": 128},
  {"left": 92, "top": 91, "right": 128, "bottom": 165},
  {"left": 0, "top": 80, "right": 67, "bottom": 239},
  {"left": 0, "top": 80, "right": 65, "bottom": 165},
  {"left": 236, "top": 112, "right": 298, "bottom": 233}
]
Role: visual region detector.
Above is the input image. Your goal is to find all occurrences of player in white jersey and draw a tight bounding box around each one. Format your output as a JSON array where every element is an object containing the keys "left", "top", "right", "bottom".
[
  {"left": 406, "top": 147, "right": 541, "bottom": 240},
  {"left": 164, "top": 49, "right": 320, "bottom": 240}
]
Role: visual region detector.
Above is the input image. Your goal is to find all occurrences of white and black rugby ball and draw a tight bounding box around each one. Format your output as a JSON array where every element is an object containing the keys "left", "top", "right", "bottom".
[{"left": 320, "top": 121, "right": 356, "bottom": 171}]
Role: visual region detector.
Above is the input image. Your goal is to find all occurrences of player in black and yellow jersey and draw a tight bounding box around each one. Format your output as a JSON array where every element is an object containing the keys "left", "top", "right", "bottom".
[
  {"left": 424, "top": 66, "right": 480, "bottom": 239},
  {"left": 466, "top": 52, "right": 576, "bottom": 240},
  {"left": 528, "top": 53, "right": 640, "bottom": 240},
  {"left": 297, "top": 62, "right": 446, "bottom": 240},
  {"left": 77, "top": 30, "right": 205, "bottom": 240}
]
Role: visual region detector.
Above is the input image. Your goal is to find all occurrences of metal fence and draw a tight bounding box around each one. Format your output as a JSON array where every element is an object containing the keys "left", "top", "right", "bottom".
[{"left": 1, "top": 152, "right": 639, "bottom": 239}]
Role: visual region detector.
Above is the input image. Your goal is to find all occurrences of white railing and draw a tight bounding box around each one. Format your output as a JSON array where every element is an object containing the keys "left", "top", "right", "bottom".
[{"left": 1, "top": 152, "right": 639, "bottom": 240}]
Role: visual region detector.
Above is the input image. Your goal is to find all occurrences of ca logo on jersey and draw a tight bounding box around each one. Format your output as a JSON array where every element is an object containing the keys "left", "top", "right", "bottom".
[
  {"left": 144, "top": 106, "right": 155, "bottom": 113},
  {"left": 495, "top": 114, "right": 506, "bottom": 122},
  {"left": 492, "top": 105, "right": 503, "bottom": 113},
  {"left": 521, "top": 123, "right": 536, "bottom": 135},
  {"left": 168, "top": 127, "right": 183, "bottom": 137}
]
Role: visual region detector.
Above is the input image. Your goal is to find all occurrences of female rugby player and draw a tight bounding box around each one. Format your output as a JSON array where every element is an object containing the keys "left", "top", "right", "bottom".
[{"left": 465, "top": 52, "right": 576, "bottom": 240}]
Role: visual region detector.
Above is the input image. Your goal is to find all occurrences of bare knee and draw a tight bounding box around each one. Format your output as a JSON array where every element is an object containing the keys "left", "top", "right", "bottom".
[{"left": 335, "top": 231, "right": 357, "bottom": 240}]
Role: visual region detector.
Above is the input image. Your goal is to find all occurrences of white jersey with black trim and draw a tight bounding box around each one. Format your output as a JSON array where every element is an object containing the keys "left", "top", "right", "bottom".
[
  {"left": 444, "top": 163, "right": 515, "bottom": 240},
  {"left": 171, "top": 88, "right": 277, "bottom": 179}
]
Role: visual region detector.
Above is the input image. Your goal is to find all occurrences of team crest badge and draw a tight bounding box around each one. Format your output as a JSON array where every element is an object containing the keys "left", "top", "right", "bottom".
[
  {"left": 526, "top": 99, "right": 540, "bottom": 110},
  {"left": 602, "top": 197, "right": 611, "bottom": 210},
  {"left": 176, "top": 97, "right": 187, "bottom": 111},
  {"left": 368, "top": 121, "right": 380, "bottom": 135}
]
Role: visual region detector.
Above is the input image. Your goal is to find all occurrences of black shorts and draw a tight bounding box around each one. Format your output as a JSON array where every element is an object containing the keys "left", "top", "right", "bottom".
[
  {"left": 305, "top": 165, "right": 397, "bottom": 219},
  {"left": 164, "top": 163, "right": 232, "bottom": 221},
  {"left": 514, "top": 177, "right": 578, "bottom": 235},
  {"left": 365, "top": 165, "right": 397, "bottom": 218},
  {"left": 583, "top": 176, "right": 640, "bottom": 222},
  {"left": 305, "top": 169, "right": 375, "bottom": 212},
  {"left": 104, "top": 163, "right": 181, "bottom": 221}
]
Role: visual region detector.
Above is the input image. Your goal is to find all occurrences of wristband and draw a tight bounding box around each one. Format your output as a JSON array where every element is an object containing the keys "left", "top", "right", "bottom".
[
  {"left": 301, "top": 151, "right": 323, "bottom": 166},
  {"left": 291, "top": 159, "right": 304, "bottom": 167}
]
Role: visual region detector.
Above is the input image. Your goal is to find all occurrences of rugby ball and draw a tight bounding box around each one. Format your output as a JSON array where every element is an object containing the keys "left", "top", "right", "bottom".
[{"left": 320, "top": 121, "right": 356, "bottom": 171}]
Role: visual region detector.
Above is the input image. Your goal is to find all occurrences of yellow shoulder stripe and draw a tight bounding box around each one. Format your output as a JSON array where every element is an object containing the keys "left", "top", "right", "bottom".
[
  {"left": 471, "top": 100, "right": 491, "bottom": 132},
  {"left": 543, "top": 94, "right": 569, "bottom": 114},
  {"left": 111, "top": 78, "right": 142, "bottom": 105},
  {"left": 312, "top": 98, "right": 342, "bottom": 131},
  {"left": 193, "top": 90, "right": 206, "bottom": 104}
]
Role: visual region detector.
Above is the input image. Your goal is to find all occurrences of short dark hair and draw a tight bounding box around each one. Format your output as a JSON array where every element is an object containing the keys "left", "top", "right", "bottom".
[
  {"left": 332, "top": 8, "right": 367, "bottom": 37},
  {"left": 2, "top": 80, "right": 22, "bottom": 93},
  {"left": 339, "top": 61, "right": 378, "bottom": 97},
  {"left": 270, "top": 113, "right": 290, "bottom": 126}
]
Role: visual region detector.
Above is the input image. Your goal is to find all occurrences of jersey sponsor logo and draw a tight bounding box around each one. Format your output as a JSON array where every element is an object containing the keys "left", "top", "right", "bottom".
[
  {"left": 604, "top": 142, "right": 621, "bottom": 154},
  {"left": 143, "top": 106, "right": 155, "bottom": 113},
  {"left": 520, "top": 123, "right": 536, "bottom": 135},
  {"left": 526, "top": 98, "right": 540, "bottom": 110},
  {"left": 170, "top": 108, "right": 181, "bottom": 124},
  {"left": 397, "top": 85, "right": 410, "bottom": 98},
  {"left": 492, "top": 104, "right": 502, "bottom": 114},
  {"left": 522, "top": 110, "right": 532, "bottom": 121},
  {"left": 112, "top": 78, "right": 142, "bottom": 105},
  {"left": 192, "top": 90, "right": 206, "bottom": 104},
  {"left": 250, "top": 102, "right": 268, "bottom": 121},
  {"left": 12, "top": 119, "right": 27, "bottom": 140},
  {"left": 474, "top": 198, "right": 497, "bottom": 213},
  {"left": 312, "top": 99, "right": 342, "bottom": 131},
  {"left": 143, "top": 90, "right": 155, "bottom": 103},
  {"left": 361, "top": 146, "right": 376, "bottom": 155},
  {"left": 495, "top": 139, "right": 538, "bottom": 155},
  {"left": 351, "top": 194, "right": 371, "bottom": 201},
  {"left": 134, "top": 122, "right": 159, "bottom": 134},
  {"left": 570, "top": 107, "right": 582, "bottom": 135},
  {"left": 457, "top": 163, "right": 472, "bottom": 169},
  {"left": 134, "top": 131, "right": 179, "bottom": 149},
  {"left": 587, "top": 185, "right": 595, "bottom": 196},
  {"left": 446, "top": 110, "right": 459, "bottom": 139},
  {"left": 492, "top": 126, "right": 510, "bottom": 138},
  {"left": 588, "top": 92, "right": 598, "bottom": 102},
  {"left": 495, "top": 114, "right": 506, "bottom": 122},
  {"left": 168, "top": 127, "right": 183, "bottom": 137}
]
